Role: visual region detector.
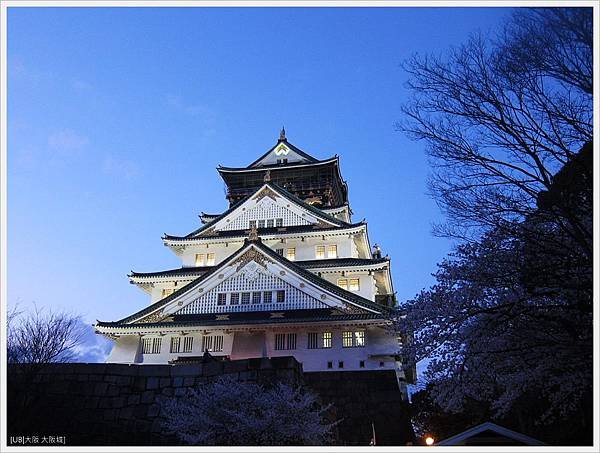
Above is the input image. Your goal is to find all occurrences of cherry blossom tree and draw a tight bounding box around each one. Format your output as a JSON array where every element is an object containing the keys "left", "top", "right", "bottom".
[{"left": 161, "top": 376, "right": 337, "bottom": 445}]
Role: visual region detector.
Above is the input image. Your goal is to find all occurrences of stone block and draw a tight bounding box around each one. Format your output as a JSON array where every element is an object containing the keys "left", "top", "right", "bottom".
[
  {"left": 138, "top": 365, "right": 171, "bottom": 377},
  {"left": 104, "top": 374, "right": 118, "bottom": 383},
  {"left": 133, "top": 377, "right": 146, "bottom": 392},
  {"left": 170, "top": 364, "right": 203, "bottom": 376},
  {"left": 116, "top": 375, "right": 133, "bottom": 386},
  {"left": 76, "top": 374, "right": 89, "bottom": 382},
  {"left": 103, "top": 409, "right": 117, "bottom": 421},
  {"left": 147, "top": 404, "right": 161, "bottom": 417},
  {"left": 238, "top": 370, "right": 257, "bottom": 381},
  {"left": 118, "top": 406, "right": 135, "bottom": 420},
  {"left": 127, "top": 394, "right": 140, "bottom": 405},
  {"left": 183, "top": 377, "right": 195, "bottom": 387},
  {"left": 84, "top": 396, "right": 100, "bottom": 409},
  {"left": 141, "top": 391, "right": 155, "bottom": 404},
  {"left": 202, "top": 361, "right": 224, "bottom": 376},
  {"left": 99, "top": 398, "right": 111, "bottom": 409},
  {"left": 107, "top": 385, "right": 120, "bottom": 397},
  {"left": 161, "top": 387, "right": 174, "bottom": 396},
  {"left": 174, "top": 387, "right": 187, "bottom": 397},
  {"left": 224, "top": 360, "right": 249, "bottom": 373},
  {"left": 106, "top": 363, "right": 137, "bottom": 376},
  {"left": 146, "top": 377, "right": 159, "bottom": 390},
  {"left": 111, "top": 396, "right": 126, "bottom": 409},
  {"left": 172, "top": 377, "right": 183, "bottom": 387},
  {"left": 159, "top": 377, "right": 171, "bottom": 388},
  {"left": 94, "top": 382, "right": 109, "bottom": 396}
]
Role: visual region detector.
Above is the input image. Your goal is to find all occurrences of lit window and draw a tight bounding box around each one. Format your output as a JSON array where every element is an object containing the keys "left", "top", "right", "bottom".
[
  {"left": 342, "top": 331, "right": 353, "bottom": 348},
  {"left": 202, "top": 335, "right": 222, "bottom": 352},
  {"left": 241, "top": 292, "right": 251, "bottom": 304},
  {"left": 276, "top": 248, "right": 284, "bottom": 256},
  {"left": 308, "top": 332, "right": 318, "bottom": 349},
  {"left": 322, "top": 332, "right": 332, "bottom": 348},
  {"left": 316, "top": 245, "right": 325, "bottom": 259},
  {"left": 170, "top": 337, "right": 181, "bottom": 353},
  {"left": 217, "top": 293, "right": 227, "bottom": 306},
  {"left": 276, "top": 218, "right": 283, "bottom": 227},
  {"left": 258, "top": 219, "right": 265, "bottom": 228},
  {"left": 327, "top": 245, "right": 337, "bottom": 259},
  {"left": 354, "top": 331, "right": 365, "bottom": 347},
  {"left": 195, "top": 254, "right": 205, "bottom": 266},
  {"left": 267, "top": 219, "right": 274, "bottom": 228},
  {"left": 252, "top": 292, "right": 262, "bottom": 304},
  {"left": 206, "top": 253, "right": 215, "bottom": 266},
  {"left": 338, "top": 279, "right": 348, "bottom": 290},
  {"left": 249, "top": 220, "right": 257, "bottom": 229},
  {"left": 162, "top": 288, "right": 175, "bottom": 298},
  {"left": 276, "top": 290, "right": 285, "bottom": 303},
  {"left": 230, "top": 293, "right": 240, "bottom": 305},
  {"left": 286, "top": 248, "right": 296, "bottom": 261},
  {"left": 342, "top": 331, "right": 366, "bottom": 348},
  {"left": 263, "top": 291, "right": 272, "bottom": 304},
  {"left": 183, "top": 336, "right": 193, "bottom": 353},
  {"left": 349, "top": 278, "right": 360, "bottom": 291},
  {"left": 152, "top": 338, "right": 162, "bottom": 354}
]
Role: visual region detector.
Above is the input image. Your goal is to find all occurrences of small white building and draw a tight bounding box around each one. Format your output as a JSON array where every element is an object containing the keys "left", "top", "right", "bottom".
[{"left": 95, "top": 130, "right": 412, "bottom": 389}]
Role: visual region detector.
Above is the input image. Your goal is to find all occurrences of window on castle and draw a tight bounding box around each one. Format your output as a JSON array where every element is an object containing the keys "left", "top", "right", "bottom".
[
  {"left": 316, "top": 245, "right": 325, "bottom": 259},
  {"left": 162, "top": 288, "right": 175, "bottom": 298},
  {"left": 202, "top": 335, "right": 223, "bottom": 352},
  {"left": 258, "top": 219, "right": 265, "bottom": 228},
  {"left": 274, "top": 333, "right": 296, "bottom": 350},
  {"left": 338, "top": 278, "right": 360, "bottom": 292},
  {"left": 263, "top": 291, "right": 272, "bottom": 304},
  {"left": 276, "top": 290, "right": 285, "bottom": 303},
  {"left": 307, "top": 332, "right": 318, "bottom": 349},
  {"left": 327, "top": 361, "right": 333, "bottom": 369},
  {"left": 183, "top": 336, "right": 193, "bottom": 353},
  {"left": 241, "top": 292, "right": 251, "bottom": 304},
  {"left": 142, "top": 338, "right": 152, "bottom": 354},
  {"left": 195, "top": 254, "right": 205, "bottom": 266},
  {"left": 360, "top": 360, "right": 365, "bottom": 368},
  {"left": 322, "top": 332, "right": 332, "bottom": 348},
  {"left": 342, "top": 330, "right": 366, "bottom": 348},
  {"left": 213, "top": 335, "right": 224, "bottom": 352},
  {"left": 286, "top": 248, "right": 296, "bottom": 261},
  {"left": 217, "top": 293, "right": 227, "bottom": 306},
  {"left": 276, "top": 248, "right": 284, "bottom": 255},
  {"left": 338, "top": 279, "right": 348, "bottom": 290},
  {"left": 328, "top": 245, "right": 338, "bottom": 258},
  {"left": 230, "top": 293, "right": 240, "bottom": 305},
  {"left": 170, "top": 337, "right": 181, "bottom": 353},
  {"left": 249, "top": 220, "right": 257, "bottom": 229},
  {"left": 252, "top": 292, "right": 262, "bottom": 304},
  {"left": 267, "top": 219, "right": 274, "bottom": 228},
  {"left": 338, "top": 361, "right": 344, "bottom": 369},
  {"left": 151, "top": 338, "right": 162, "bottom": 354},
  {"left": 276, "top": 218, "right": 283, "bottom": 227},
  {"left": 206, "top": 253, "right": 215, "bottom": 266},
  {"left": 202, "top": 335, "right": 213, "bottom": 352}
]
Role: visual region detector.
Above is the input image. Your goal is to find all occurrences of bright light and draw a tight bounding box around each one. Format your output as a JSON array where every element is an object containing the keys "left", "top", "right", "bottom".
[{"left": 425, "top": 436, "right": 435, "bottom": 446}]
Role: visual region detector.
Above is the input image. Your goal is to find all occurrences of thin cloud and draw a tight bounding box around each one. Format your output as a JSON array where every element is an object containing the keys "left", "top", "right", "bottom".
[
  {"left": 165, "top": 94, "right": 217, "bottom": 137},
  {"left": 48, "top": 129, "right": 90, "bottom": 150},
  {"left": 102, "top": 155, "right": 140, "bottom": 181}
]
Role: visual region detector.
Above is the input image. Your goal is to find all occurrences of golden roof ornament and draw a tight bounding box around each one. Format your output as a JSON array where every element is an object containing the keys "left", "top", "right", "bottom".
[
  {"left": 264, "top": 169, "right": 271, "bottom": 182},
  {"left": 248, "top": 224, "right": 259, "bottom": 241}
]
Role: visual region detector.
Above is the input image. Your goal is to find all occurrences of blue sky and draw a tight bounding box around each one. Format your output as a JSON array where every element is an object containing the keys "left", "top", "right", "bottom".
[{"left": 7, "top": 7, "right": 512, "bottom": 357}]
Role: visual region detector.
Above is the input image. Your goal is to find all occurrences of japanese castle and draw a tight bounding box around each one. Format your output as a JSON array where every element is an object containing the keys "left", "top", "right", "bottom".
[{"left": 96, "top": 129, "right": 411, "bottom": 381}]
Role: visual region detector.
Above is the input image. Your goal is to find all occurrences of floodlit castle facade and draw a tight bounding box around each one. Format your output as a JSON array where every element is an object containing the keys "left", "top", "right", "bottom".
[{"left": 96, "top": 130, "right": 412, "bottom": 382}]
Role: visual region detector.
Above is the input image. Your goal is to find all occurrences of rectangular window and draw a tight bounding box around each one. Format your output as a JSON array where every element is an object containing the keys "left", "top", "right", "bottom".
[
  {"left": 195, "top": 254, "right": 205, "bottom": 266},
  {"left": 206, "top": 253, "right": 215, "bottom": 266},
  {"left": 241, "top": 292, "right": 251, "bottom": 304},
  {"left": 342, "top": 331, "right": 354, "bottom": 348},
  {"left": 217, "top": 293, "right": 227, "bottom": 306},
  {"left": 322, "top": 332, "right": 332, "bottom": 348},
  {"left": 276, "top": 248, "right": 284, "bottom": 256},
  {"left": 360, "top": 360, "right": 365, "bottom": 368},
  {"left": 213, "top": 335, "right": 224, "bottom": 352},
  {"left": 170, "top": 337, "right": 181, "bottom": 353},
  {"left": 152, "top": 338, "right": 162, "bottom": 354},
  {"left": 202, "top": 336, "right": 213, "bottom": 352},
  {"left": 338, "top": 279, "right": 348, "bottom": 290},
  {"left": 183, "top": 336, "right": 193, "bottom": 353},
  {"left": 258, "top": 219, "right": 265, "bottom": 228},
  {"left": 274, "top": 333, "right": 286, "bottom": 350},
  {"left": 162, "top": 288, "right": 175, "bottom": 298},
  {"left": 327, "top": 361, "right": 333, "bottom": 369},
  {"left": 354, "top": 331, "right": 365, "bottom": 347},
  {"left": 249, "top": 220, "right": 257, "bottom": 229},
  {"left": 307, "top": 332, "right": 318, "bottom": 349},
  {"left": 276, "top": 218, "right": 283, "bottom": 227},
  {"left": 141, "top": 338, "right": 153, "bottom": 354},
  {"left": 276, "top": 290, "right": 285, "bottom": 303},
  {"left": 266, "top": 219, "right": 274, "bottom": 228},
  {"left": 338, "top": 361, "right": 344, "bottom": 369},
  {"left": 316, "top": 245, "right": 325, "bottom": 259},
  {"left": 252, "top": 292, "right": 262, "bottom": 304},
  {"left": 230, "top": 293, "right": 240, "bottom": 305},
  {"left": 287, "top": 333, "right": 297, "bottom": 350},
  {"left": 286, "top": 248, "right": 296, "bottom": 261},
  {"left": 349, "top": 278, "right": 360, "bottom": 291},
  {"left": 263, "top": 291, "right": 272, "bottom": 304},
  {"left": 327, "top": 245, "right": 338, "bottom": 259},
  {"left": 342, "top": 331, "right": 366, "bottom": 348}
]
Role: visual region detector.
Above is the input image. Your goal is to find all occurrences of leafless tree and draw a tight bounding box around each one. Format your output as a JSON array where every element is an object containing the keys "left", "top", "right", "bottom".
[{"left": 7, "top": 304, "right": 86, "bottom": 365}]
